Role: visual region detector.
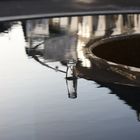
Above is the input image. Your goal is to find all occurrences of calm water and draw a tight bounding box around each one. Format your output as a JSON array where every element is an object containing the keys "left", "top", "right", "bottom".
[{"left": 0, "top": 14, "right": 140, "bottom": 140}]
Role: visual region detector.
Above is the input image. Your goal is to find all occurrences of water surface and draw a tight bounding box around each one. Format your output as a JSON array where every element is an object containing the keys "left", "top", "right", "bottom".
[{"left": 0, "top": 14, "right": 140, "bottom": 140}]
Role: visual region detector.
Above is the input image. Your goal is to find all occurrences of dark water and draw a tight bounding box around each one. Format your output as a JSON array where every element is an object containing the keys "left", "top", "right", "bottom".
[{"left": 1, "top": 14, "right": 140, "bottom": 140}]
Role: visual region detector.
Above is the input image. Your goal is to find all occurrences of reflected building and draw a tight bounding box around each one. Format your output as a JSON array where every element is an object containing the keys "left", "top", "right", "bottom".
[
  {"left": 23, "top": 14, "right": 140, "bottom": 120},
  {"left": 24, "top": 14, "right": 140, "bottom": 99}
]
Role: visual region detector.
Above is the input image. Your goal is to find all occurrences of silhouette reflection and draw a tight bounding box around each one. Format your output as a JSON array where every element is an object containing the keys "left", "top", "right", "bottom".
[
  {"left": 0, "top": 22, "right": 14, "bottom": 33},
  {"left": 24, "top": 14, "right": 140, "bottom": 120},
  {"left": 96, "top": 82, "right": 140, "bottom": 122}
]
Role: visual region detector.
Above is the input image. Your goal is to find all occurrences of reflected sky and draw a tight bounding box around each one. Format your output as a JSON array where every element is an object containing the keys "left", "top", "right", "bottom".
[{"left": 0, "top": 14, "right": 140, "bottom": 140}]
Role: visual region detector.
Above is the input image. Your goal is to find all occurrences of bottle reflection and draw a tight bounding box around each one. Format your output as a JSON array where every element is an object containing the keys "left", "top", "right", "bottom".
[
  {"left": 66, "top": 77, "right": 77, "bottom": 99},
  {"left": 66, "top": 59, "right": 77, "bottom": 99},
  {"left": 66, "top": 59, "right": 77, "bottom": 80}
]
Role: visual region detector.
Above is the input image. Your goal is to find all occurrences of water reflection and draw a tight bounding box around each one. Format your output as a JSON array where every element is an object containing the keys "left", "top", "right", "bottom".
[
  {"left": 24, "top": 14, "right": 140, "bottom": 86},
  {"left": 0, "top": 22, "right": 13, "bottom": 33},
  {"left": 1, "top": 15, "right": 140, "bottom": 139},
  {"left": 98, "top": 83, "right": 140, "bottom": 122},
  {"left": 22, "top": 14, "right": 140, "bottom": 121}
]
